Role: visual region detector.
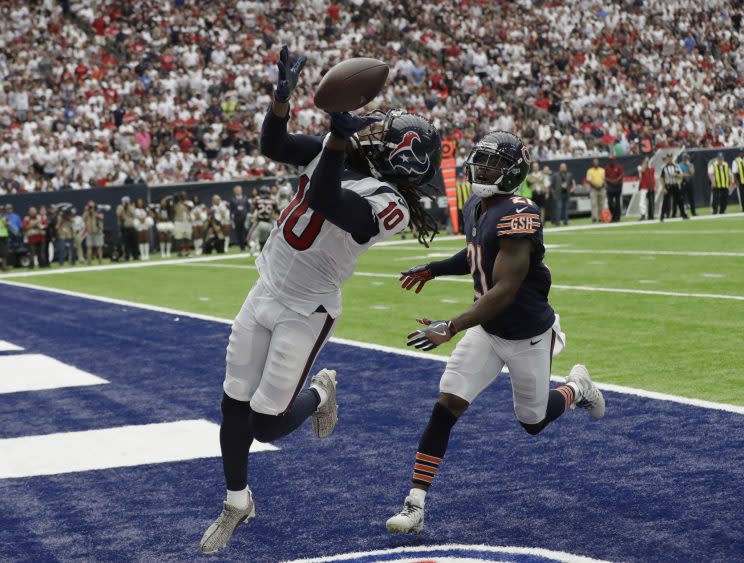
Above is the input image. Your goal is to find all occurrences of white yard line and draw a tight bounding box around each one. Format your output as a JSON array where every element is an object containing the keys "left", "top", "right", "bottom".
[
  {"left": 2, "top": 279, "right": 743, "bottom": 415},
  {"left": 0, "top": 252, "right": 255, "bottom": 279},
  {"left": 552, "top": 249, "right": 744, "bottom": 257},
  {"left": 549, "top": 229, "right": 744, "bottom": 235},
  {"left": 175, "top": 263, "right": 744, "bottom": 301}
]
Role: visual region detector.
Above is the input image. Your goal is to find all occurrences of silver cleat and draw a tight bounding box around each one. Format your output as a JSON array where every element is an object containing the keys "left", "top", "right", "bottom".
[
  {"left": 566, "top": 364, "right": 606, "bottom": 420},
  {"left": 311, "top": 369, "right": 338, "bottom": 438},
  {"left": 199, "top": 490, "right": 256, "bottom": 554}
]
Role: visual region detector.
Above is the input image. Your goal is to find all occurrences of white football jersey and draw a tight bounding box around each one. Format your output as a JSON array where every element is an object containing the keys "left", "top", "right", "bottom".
[{"left": 256, "top": 151, "right": 410, "bottom": 317}]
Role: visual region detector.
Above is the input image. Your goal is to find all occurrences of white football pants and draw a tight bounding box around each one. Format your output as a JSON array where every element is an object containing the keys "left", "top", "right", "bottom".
[
  {"left": 439, "top": 316, "right": 566, "bottom": 424},
  {"left": 224, "top": 279, "right": 336, "bottom": 415}
]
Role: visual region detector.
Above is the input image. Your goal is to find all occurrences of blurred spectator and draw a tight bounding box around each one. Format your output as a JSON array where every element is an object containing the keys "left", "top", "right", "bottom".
[
  {"left": 55, "top": 208, "right": 76, "bottom": 266},
  {"left": 660, "top": 154, "right": 688, "bottom": 221},
  {"left": 82, "top": 200, "right": 104, "bottom": 264},
  {"left": 731, "top": 149, "right": 744, "bottom": 212},
  {"left": 0, "top": 211, "right": 8, "bottom": 271},
  {"left": 638, "top": 157, "right": 656, "bottom": 220},
  {"left": 551, "top": 163, "right": 575, "bottom": 226},
  {"left": 117, "top": 196, "right": 139, "bottom": 260},
  {"left": 72, "top": 208, "right": 85, "bottom": 263},
  {"left": 211, "top": 195, "right": 231, "bottom": 253},
  {"left": 230, "top": 185, "right": 250, "bottom": 252},
  {"left": 4, "top": 205, "right": 22, "bottom": 237},
  {"left": 22, "top": 206, "right": 48, "bottom": 268},
  {"left": 585, "top": 158, "right": 606, "bottom": 223},
  {"left": 191, "top": 195, "right": 207, "bottom": 256},
  {"left": 708, "top": 152, "right": 732, "bottom": 214},
  {"left": 605, "top": 156, "right": 624, "bottom": 222},
  {"left": 155, "top": 197, "right": 174, "bottom": 258},
  {"left": 526, "top": 162, "right": 548, "bottom": 223},
  {"left": 202, "top": 209, "right": 225, "bottom": 255},
  {"left": 173, "top": 192, "right": 193, "bottom": 257},
  {"left": 134, "top": 198, "right": 153, "bottom": 260},
  {"left": 678, "top": 153, "right": 697, "bottom": 216},
  {"left": 455, "top": 178, "right": 472, "bottom": 235}
]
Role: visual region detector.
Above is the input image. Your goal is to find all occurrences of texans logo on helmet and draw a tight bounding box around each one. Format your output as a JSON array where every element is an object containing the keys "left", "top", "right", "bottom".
[{"left": 388, "top": 131, "right": 430, "bottom": 176}]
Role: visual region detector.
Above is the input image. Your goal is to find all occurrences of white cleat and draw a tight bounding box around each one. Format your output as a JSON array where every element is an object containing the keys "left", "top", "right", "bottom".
[
  {"left": 386, "top": 495, "right": 425, "bottom": 534},
  {"left": 311, "top": 369, "right": 338, "bottom": 438},
  {"left": 566, "top": 364, "right": 605, "bottom": 420},
  {"left": 199, "top": 490, "right": 256, "bottom": 554}
]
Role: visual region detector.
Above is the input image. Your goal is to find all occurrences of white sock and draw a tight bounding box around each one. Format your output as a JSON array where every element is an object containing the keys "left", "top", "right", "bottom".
[
  {"left": 311, "top": 383, "right": 328, "bottom": 408},
  {"left": 165, "top": 242, "right": 171, "bottom": 257},
  {"left": 409, "top": 487, "right": 426, "bottom": 507},
  {"left": 226, "top": 487, "right": 249, "bottom": 510},
  {"left": 223, "top": 238, "right": 229, "bottom": 253},
  {"left": 566, "top": 381, "right": 580, "bottom": 402}
]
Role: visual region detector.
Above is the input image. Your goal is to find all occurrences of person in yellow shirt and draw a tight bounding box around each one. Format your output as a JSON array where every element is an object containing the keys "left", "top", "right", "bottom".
[{"left": 585, "top": 158, "right": 606, "bottom": 223}]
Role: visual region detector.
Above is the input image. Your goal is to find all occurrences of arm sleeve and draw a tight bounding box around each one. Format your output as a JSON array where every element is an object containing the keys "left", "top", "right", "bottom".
[
  {"left": 306, "top": 148, "right": 380, "bottom": 244},
  {"left": 259, "top": 106, "right": 323, "bottom": 167},
  {"left": 429, "top": 248, "right": 469, "bottom": 277}
]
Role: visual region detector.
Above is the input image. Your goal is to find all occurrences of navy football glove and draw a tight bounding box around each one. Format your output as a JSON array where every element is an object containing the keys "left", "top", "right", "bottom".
[
  {"left": 407, "top": 318, "right": 458, "bottom": 351},
  {"left": 400, "top": 264, "right": 434, "bottom": 294},
  {"left": 329, "top": 112, "right": 382, "bottom": 140},
  {"left": 274, "top": 44, "right": 307, "bottom": 103}
]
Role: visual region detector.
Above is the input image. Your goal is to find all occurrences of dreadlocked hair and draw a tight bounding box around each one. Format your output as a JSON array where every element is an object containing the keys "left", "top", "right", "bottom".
[{"left": 398, "top": 183, "right": 439, "bottom": 248}]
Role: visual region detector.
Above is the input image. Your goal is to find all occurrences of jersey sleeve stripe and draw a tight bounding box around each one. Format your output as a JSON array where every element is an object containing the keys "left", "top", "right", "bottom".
[
  {"left": 500, "top": 213, "right": 541, "bottom": 220},
  {"left": 498, "top": 229, "right": 539, "bottom": 235}
]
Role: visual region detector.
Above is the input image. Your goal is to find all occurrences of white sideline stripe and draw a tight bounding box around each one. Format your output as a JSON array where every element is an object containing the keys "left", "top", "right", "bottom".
[
  {"left": 551, "top": 284, "right": 744, "bottom": 301},
  {"left": 1, "top": 280, "right": 742, "bottom": 415},
  {"left": 550, "top": 229, "right": 744, "bottom": 235},
  {"left": 0, "top": 419, "right": 277, "bottom": 479},
  {"left": 0, "top": 354, "right": 108, "bottom": 394},
  {"left": 0, "top": 251, "right": 256, "bottom": 279},
  {"left": 284, "top": 543, "right": 611, "bottom": 563},
  {"left": 552, "top": 249, "right": 744, "bottom": 257},
  {"left": 0, "top": 340, "right": 23, "bottom": 352},
  {"left": 174, "top": 264, "right": 744, "bottom": 301}
]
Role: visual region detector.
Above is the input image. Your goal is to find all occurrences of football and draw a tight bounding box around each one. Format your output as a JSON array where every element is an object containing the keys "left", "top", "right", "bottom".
[{"left": 313, "top": 57, "right": 389, "bottom": 113}]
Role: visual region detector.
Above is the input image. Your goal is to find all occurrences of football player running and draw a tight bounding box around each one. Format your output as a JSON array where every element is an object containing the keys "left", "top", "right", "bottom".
[
  {"left": 200, "top": 45, "right": 442, "bottom": 553},
  {"left": 246, "top": 185, "right": 279, "bottom": 255},
  {"left": 386, "top": 132, "right": 605, "bottom": 534}
]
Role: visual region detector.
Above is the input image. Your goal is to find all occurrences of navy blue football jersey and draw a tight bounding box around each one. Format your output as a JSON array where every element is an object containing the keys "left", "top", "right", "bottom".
[{"left": 462, "top": 194, "right": 555, "bottom": 340}]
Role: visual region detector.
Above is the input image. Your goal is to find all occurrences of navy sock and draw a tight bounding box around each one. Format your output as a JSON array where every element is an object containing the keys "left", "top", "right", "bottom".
[
  {"left": 251, "top": 388, "right": 320, "bottom": 443},
  {"left": 520, "top": 385, "right": 575, "bottom": 436},
  {"left": 220, "top": 393, "right": 254, "bottom": 491},
  {"left": 412, "top": 402, "right": 459, "bottom": 489}
]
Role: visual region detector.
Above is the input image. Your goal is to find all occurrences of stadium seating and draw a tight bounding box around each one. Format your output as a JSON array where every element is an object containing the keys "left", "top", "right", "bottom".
[{"left": 0, "top": 0, "right": 741, "bottom": 194}]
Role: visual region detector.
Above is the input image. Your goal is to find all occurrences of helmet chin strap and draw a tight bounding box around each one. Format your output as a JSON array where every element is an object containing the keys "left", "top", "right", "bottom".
[{"left": 471, "top": 180, "right": 518, "bottom": 197}]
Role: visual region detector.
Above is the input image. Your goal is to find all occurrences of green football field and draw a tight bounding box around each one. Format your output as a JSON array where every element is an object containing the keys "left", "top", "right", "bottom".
[{"left": 3, "top": 211, "right": 744, "bottom": 406}]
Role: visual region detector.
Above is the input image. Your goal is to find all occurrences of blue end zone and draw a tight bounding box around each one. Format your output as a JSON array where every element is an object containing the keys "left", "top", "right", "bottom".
[{"left": 1, "top": 284, "right": 743, "bottom": 562}]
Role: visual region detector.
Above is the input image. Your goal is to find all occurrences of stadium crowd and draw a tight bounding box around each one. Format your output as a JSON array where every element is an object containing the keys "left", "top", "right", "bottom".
[{"left": 0, "top": 0, "right": 742, "bottom": 195}]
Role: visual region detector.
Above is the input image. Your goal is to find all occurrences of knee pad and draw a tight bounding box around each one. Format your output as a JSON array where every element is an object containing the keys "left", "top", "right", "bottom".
[
  {"left": 250, "top": 411, "right": 283, "bottom": 443},
  {"left": 519, "top": 419, "right": 547, "bottom": 436}
]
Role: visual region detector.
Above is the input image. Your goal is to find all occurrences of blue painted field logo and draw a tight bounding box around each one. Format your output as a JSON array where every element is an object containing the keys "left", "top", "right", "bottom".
[{"left": 285, "top": 544, "right": 612, "bottom": 563}]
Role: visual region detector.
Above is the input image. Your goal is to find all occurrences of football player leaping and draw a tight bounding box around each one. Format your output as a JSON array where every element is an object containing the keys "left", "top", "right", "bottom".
[
  {"left": 386, "top": 132, "right": 605, "bottom": 534},
  {"left": 200, "top": 45, "right": 442, "bottom": 553}
]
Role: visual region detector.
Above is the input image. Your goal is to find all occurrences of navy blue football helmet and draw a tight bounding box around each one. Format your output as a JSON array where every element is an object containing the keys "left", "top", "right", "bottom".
[
  {"left": 465, "top": 131, "right": 531, "bottom": 197},
  {"left": 351, "top": 109, "right": 441, "bottom": 187}
]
